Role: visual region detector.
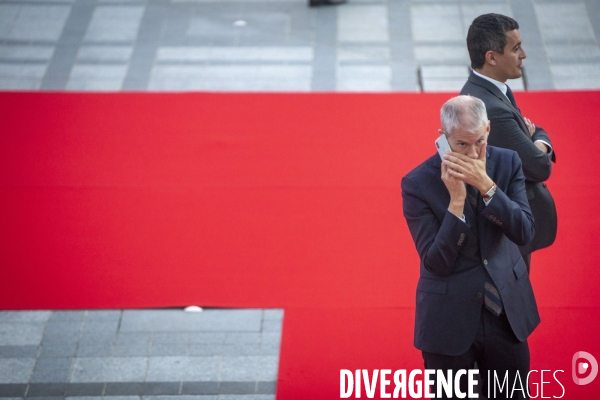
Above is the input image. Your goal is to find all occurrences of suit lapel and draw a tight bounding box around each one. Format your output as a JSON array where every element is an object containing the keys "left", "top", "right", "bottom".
[
  {"left": 463, "top": 196, "right": 479, "bottom": 237},
  {"left": 431, "top": 155, "right": 451, "bottom": 216},
  {"left": 479, "top": 150, "right": 495, "bottom": 213},
  {"left": 477, "top": 150, "right": 495, "bottom": 245},
  {"left": 467, "top": 73, "right": 528, "bottom": 132}
]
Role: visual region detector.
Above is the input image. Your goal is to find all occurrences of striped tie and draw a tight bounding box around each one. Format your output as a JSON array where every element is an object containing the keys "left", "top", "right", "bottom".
[
  {"left": 466, "top": 184, "right": 504, "bottom": 316},
  {"left": 484, "top": 278, "right": 503, "bottom": 316}
]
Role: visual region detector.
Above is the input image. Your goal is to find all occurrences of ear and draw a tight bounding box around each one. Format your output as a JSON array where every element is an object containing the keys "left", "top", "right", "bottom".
[
  {"left": 485, "top": 50, "right": 497, "bottom": 66},
  {"left": 438, "top": 129, "right": 443, "bottom": 135}
]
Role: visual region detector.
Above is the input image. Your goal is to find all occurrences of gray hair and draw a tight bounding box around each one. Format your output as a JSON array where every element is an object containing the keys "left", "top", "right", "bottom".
[{"left": 440, "top": 95, "right": 488, "bottom": 135}]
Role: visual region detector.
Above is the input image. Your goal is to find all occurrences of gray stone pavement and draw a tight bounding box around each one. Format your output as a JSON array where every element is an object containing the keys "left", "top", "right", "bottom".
[
  {"left": 1, "top": 0, "right": 599, "bottom": 397},
  {"left": 0, "top": 0, "right": 599, "bottom": 92},
  {"left": 0, "top": 309, "right": 282, "bottom": 399}
]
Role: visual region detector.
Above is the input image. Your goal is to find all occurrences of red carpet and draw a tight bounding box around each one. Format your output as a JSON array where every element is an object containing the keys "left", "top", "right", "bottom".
[
  {"left": 278, "top": 307, "right": 600, "bottom": 399},
  {"left": 1, "top": 91, "right": 600, "bottom": 398}
]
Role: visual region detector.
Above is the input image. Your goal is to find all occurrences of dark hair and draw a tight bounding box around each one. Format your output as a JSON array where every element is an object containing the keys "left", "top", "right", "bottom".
[{"left": 467, "top": 14, "right": 519, "bottom": 69}]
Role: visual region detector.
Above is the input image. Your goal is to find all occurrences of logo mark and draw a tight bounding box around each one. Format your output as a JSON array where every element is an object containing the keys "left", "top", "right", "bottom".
[{"left": 572, "top": 351, "right": 598, "bottom": 385}]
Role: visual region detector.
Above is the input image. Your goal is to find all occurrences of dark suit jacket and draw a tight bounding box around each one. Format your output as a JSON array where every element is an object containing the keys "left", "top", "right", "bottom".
[
  {"left": 461, "top": 72, "right": 557, "bottom": 254},
  {"left": 401, "top": 146, "right": 540, "bottom": 356}
]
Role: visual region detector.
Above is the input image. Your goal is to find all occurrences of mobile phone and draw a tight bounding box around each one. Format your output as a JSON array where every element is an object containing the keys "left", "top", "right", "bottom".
[{"left": 435, "top": 134, "right": 452, "bottom": 160}]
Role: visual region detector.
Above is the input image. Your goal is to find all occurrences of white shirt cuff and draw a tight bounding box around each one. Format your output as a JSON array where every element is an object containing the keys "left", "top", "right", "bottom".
[{"left": 534, "top": 139, "right": 553, "bottom": 154}]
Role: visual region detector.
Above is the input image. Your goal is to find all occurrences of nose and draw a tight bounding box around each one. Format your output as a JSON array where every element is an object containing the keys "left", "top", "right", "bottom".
[
  {"left": 467, "top": 146, "right": 478, "bottom": 159},
  {"left": 521, "top": 46, "right": 527, "bottom": 59}
]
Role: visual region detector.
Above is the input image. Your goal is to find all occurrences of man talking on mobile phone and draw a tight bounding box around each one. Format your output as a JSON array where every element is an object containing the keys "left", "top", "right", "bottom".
[{"left": 401, "top": 95, "right": 539, "bottom": 399}]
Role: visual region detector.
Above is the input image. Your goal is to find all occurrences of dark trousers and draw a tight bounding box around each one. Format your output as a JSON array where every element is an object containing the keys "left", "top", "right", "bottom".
[{"left": 422, "top": 307, "right": 530, "bottom": 399}]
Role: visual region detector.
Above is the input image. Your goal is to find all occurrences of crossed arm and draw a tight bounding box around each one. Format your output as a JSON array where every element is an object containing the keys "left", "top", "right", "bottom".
[{"left": 489, "top": 110, "right": 554, "bottom": 182}]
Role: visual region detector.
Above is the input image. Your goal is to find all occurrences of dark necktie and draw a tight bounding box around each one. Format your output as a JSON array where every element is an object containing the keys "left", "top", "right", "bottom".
[
  {"left": 467, "top": 184, "right": 504, "bottom": 316},
  {"left": 466, "top": 184, "right": 478, "bottom": 211},
  {"left": 505, "top": 85, "right": 520, "bottom": 112}
]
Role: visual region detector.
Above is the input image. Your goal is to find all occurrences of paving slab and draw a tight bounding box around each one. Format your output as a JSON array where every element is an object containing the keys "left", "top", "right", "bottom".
[
  {"left": 70, "top": 357, "right": 148, "bottom": 382},
  {"left": 0, "top": 323, "right": 46, "bottom": 347},
  {"left": 120, "top": 310, "right": 263, "bottom": 332},
  {"left": 146, "top": 357, "right": 220, "bottom": 382}
]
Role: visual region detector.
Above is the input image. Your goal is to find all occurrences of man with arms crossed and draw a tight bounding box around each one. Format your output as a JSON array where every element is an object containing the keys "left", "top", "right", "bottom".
[
  {"left": 461, "top": 14, "right": 557, "bottom": 272},
  {"left": 402, "top": 95, "right": 539, "bottom": 399}
]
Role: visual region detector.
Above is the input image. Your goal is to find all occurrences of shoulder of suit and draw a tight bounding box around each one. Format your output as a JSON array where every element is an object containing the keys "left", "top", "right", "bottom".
[
  {"left": 403, "top": 154, "right": 440, "bottom": 181},
  {"left": 461, "top": 79, "right": 512, "bottom": 117},
  {"left": 487, "top": 145, "right": 519, "bottom": 162}
]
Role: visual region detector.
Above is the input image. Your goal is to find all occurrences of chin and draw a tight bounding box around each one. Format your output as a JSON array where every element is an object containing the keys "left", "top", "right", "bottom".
[{"left": 512, "top": 69, "right": 523, "bottom": 79}]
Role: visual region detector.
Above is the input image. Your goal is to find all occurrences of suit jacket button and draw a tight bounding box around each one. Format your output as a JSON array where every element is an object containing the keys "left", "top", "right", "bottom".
[
  {"left": 460, "top": 233, "right": 465, "bottom": 238},
  {"left": 483, "top": 259, "right": 488, "bottom": 265},
  {"left": 489, "top": 215, "right": 494, "bottom": 220},
  {"left": 477, "top": 292, "right": 483, "bottom": 298}
]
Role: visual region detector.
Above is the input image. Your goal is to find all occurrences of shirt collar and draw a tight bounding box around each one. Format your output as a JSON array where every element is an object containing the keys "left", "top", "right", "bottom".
[{"left": 472, "top": 69, "right": 508, "bottom": 97}]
